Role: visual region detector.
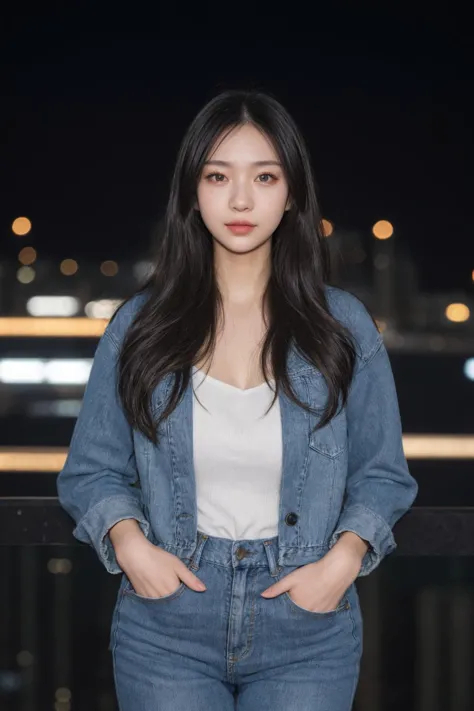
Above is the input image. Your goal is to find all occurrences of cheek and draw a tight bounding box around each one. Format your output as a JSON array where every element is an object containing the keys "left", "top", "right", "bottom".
[
  {"left": 261, "top": 191, "right": 289, "bottom": 223},
  {"left": 197, "top": 186, "right": 223, "bottom": 222}
]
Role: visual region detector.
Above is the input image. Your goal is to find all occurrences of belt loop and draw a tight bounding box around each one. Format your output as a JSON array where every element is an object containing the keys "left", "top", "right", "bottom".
[
  {"left": 189, "top": 531, "right": 208, "bottom": 571},
  {"left": 263, "top": 538, "right": 279, "bottom": 578}
]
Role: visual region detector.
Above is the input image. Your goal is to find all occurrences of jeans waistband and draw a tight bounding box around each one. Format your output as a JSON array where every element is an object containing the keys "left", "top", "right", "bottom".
[{"left": 188, "top": 530, "right": 281, "bottom": 577}]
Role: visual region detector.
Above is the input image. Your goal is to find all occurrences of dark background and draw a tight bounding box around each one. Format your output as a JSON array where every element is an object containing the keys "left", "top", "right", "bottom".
[
  {"left": 1, "top": 5, "right": 473, "bottom": 711},
  {"left": 2, "top": 6, "right": 472, "bottom": 292}
]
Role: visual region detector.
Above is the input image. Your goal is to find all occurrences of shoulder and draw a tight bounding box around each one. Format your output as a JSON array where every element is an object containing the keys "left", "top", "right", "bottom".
[
  {"left": 102, "top": 290, "right": 151, "bottom": 351},
  {"left": 324, "top": 284, "right": 383, "bottom": 364}
]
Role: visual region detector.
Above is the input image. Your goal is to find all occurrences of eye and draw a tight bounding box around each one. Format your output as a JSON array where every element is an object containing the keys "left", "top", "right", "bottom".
[
  {"left": 205, "top": 172, "right": 227, "bottom": 182},
  {"left": 256, "top": 173, "right": 278, "bottom": 184}
]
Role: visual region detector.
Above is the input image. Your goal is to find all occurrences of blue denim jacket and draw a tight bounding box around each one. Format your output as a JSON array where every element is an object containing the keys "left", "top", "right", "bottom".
[{"left": 57, "top": 285, "right": 418, "bottom": 576}]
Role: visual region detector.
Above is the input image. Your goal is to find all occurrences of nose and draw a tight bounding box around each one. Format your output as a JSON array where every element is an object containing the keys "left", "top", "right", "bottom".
[{"left": 229, "top": 179, "right": 254, "bottom": 212}]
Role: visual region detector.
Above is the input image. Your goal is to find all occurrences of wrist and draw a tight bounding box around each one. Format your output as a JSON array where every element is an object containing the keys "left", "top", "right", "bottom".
[
  {"left": 331, "top": 531, "right": 369, "bottom": 564},
  {"left": 109, "top": 518, "right": 147, "bottom": 554}
]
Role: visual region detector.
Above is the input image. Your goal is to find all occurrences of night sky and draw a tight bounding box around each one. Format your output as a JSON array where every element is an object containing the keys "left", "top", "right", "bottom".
[{"left": 2, "top": 7, "right": 472, "bottom": 294}]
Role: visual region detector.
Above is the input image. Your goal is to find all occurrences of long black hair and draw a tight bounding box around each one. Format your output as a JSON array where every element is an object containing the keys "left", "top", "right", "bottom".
[{"left": 113, "top": 89, "right": 357, "bottom": 445}]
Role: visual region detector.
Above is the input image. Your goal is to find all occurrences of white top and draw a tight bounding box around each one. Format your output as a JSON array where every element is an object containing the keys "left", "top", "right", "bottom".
[{"left": 192, "top": 366, "right": 283, "bottom": 540}]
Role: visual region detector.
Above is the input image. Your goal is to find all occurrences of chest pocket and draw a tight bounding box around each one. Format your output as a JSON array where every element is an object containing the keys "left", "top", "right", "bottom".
[
  {"left": 304, "top": 373, "right": 348, "bottom": 459},
  {"left": 309, "top": 408, "right": 348, "bottom": 459}
]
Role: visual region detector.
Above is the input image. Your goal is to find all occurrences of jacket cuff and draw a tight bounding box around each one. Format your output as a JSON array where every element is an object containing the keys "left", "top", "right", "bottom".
[
  {"left": 72, "top": 495, "right": 151, "bottom": 574},
  {"left": 328, "top": 503, "right": 397, "bottom": 576}
]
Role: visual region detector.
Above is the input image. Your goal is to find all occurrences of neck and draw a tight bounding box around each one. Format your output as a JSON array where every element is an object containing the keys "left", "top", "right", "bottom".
[{"left": 213, "top": 241, "right": 271, "bottom": 307}]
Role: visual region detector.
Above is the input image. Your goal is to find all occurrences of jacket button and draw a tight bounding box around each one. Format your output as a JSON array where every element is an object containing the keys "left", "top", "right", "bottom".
[{"left": 285, "top": 512, "right": 298, "bottom": 526}]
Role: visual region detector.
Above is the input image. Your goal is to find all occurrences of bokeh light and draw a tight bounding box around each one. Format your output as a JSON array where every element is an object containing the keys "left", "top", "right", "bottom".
[
  {"left": 17, "top": 266, "right": 36, "bottom": 284},
  {"left": 372, "top": 220, "right": 394, "bottom": 240},
  {"left": 16, "top": 650, "right": 34, "bottom": 668},
  {"left": 445, "top": 303, "right": 470, "bottom": 323},
  {"left": 47, "top": 558, "right": 73, "bottom": 574},
  {"left": 60, "top": 259, "right": 78, "bottom": 276},
  {"left": 12, "top": 217, "right": 32, "bottom": 236},
  {"left": 100, "top": 260, "right": 119, "bottom": 277},
  {"left": 321, "top": 218, "right": 334, "bottom": 237},
  {"left": 464, "top": 358, "right": 474, "bottom": 381},
  {"left": 18, "top": 246, "right": 37, "bottom": 265}
]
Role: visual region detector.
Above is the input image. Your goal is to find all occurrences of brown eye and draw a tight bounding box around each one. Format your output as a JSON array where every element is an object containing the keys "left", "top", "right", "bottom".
[
  {"left": 205, "top": 173, "right": 226, "bottom": 182},
  {"left": 257, "top": 173, "right": 278, "bottom": 184}
]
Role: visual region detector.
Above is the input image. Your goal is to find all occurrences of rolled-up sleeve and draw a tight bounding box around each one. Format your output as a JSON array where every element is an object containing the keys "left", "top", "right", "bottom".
[
  {"left": 56, "top": 328, "right": 151, "bottom": 574},
  {"left": 329, "top": 334, "right": 418, "bottom": 576}
]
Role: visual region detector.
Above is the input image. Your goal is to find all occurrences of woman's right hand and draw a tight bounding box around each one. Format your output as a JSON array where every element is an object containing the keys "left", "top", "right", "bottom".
[{"left": 109, "top": 519, "right": 207, "bottom": 598}]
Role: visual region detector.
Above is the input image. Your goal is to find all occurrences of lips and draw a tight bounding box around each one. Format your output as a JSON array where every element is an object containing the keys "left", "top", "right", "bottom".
[{"left": 225, "top": 221, "right": 256, "bottom": 235}]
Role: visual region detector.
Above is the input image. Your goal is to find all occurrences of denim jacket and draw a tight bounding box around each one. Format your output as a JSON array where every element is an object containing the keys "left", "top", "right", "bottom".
[{"left": 57, "top": 285, "right": 418, "bottom": 576}]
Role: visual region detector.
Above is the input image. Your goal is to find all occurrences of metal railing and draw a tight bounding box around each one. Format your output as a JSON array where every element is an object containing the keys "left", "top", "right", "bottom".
[{"left": 1, "top": 497, "right": 474, "bottom": 555}]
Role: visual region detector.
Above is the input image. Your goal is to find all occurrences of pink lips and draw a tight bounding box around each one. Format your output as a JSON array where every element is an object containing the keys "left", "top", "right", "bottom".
[{"left": 225, "top": 222, "right": 256, "bottom": 235}]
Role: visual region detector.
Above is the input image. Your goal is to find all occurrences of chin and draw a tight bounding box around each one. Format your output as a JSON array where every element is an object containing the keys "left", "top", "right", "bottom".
[
  {"left": 224, "top": 238, "right": 268, "bottom": 254},
  {"left": 214, "top": 232, "right": 271, "bottom": 251}
]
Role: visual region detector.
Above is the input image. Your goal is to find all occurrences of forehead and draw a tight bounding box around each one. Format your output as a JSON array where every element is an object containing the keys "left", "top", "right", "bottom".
[{"left": 208, "top": 124, "right": 278, "bottom": 162}]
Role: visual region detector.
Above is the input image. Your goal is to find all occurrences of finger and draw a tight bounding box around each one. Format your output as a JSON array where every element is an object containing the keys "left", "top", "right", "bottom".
[
  {"left": 178, "top": 564, "right": 206, "bottom": 591},
  {"left": 261, "top": 583, "right": 285, "bottom": 598},
  {"left": 261, "top": 571, "right": 296, "bottom": 598}
]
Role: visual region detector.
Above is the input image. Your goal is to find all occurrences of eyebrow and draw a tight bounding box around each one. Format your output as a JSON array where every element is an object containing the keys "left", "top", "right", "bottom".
[{"left": 203, "top": 160, "right": 282, "bottom": 167}]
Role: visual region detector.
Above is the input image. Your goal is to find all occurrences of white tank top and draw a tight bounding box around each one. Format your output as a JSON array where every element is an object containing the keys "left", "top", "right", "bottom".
[{"left": 192, "top": 366, "right": 283, "bottom": 540}]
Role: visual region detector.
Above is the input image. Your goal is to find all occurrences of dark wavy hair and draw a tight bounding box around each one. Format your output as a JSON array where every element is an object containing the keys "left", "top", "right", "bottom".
[{"left": 113, "top": 89, "right": 357, "bottom": 445}]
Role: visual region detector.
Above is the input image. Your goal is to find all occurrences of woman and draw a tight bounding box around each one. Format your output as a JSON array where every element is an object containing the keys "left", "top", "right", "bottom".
[{"left": 57, "top": 89, "right": 418, "bottom": 710}]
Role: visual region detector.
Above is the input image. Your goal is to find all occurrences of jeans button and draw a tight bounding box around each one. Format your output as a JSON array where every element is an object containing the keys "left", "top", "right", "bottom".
[
  {"left": 235, "top": 546, "right": 249, "bottom": 560},
  {"left": 285, "top": 512, "right": 298, "bottom": 526}
]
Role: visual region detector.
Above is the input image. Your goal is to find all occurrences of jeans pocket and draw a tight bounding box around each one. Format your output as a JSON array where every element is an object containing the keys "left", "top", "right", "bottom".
[
  {"left": 122, "top": 557, "right": 192, "bottom": 603},
  {"left": 277, "top": 565, "right": 350, "bottom": 618},
  {"left": 284, "top": 590, "right": 350, "bottom": 617}
]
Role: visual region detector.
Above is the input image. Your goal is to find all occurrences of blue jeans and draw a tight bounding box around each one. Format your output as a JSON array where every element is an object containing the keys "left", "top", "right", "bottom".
[{"left": 110, "top": 530, "right": 363, "bottom": 710}]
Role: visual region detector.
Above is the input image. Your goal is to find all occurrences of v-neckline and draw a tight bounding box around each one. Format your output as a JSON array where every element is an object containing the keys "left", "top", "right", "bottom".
[{"left": 192, "top": 366, "right": 274, "bottom": 394}]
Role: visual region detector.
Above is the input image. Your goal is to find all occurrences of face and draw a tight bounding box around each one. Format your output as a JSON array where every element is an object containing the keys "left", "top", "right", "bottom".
[{"left": 196, "top": 123, "right": 290, "bottom": 253}]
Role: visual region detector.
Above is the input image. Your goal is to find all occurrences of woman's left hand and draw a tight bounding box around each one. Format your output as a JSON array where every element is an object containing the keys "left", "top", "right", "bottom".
[{"left": 260, "top": 536, "right": 366, "bottom": 613}]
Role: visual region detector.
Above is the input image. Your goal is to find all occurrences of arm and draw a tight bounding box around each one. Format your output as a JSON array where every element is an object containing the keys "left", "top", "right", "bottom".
[
  {"left": 328, "top": 334, "right": 418, "bottom": 576},
  {"left": 56, "top": 328, "right": 151, "bottom": 574}
]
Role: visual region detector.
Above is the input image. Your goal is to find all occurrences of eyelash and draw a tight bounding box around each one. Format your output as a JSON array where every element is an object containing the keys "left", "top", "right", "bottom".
[{"left": 204, "top": 172, "right": 278, "bottom": 184}]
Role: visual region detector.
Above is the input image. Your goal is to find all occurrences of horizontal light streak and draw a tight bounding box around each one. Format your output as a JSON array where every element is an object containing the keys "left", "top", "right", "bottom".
[
  {"left": 0, "top": 318, "right": 108, "bottom": 337},
  {"left": 0, "top": 448, "right": 69, "bottom": 472},
  {"left": 26, "top": 296, "right": 80, "bottom": 317},
  {"left": 1, "top": 435, "right": 474, "bottom": 472},
  {"left": 402, "top": 434, "right": 474, "bottom": 459},
  {"left": 0, "top": 359, "right": 93, "bottom": 384}
]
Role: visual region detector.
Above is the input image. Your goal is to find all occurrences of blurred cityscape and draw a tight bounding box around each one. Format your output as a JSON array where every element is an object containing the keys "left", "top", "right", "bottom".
[
  {"left": 1, "top": 214, "right": 474, "bottom": 711},
  {"left": 1, "top": 215, "right": 473, "bottom": 445}
]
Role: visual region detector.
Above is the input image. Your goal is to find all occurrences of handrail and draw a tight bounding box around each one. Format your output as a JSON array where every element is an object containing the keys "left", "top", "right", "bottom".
[{"left": 1, "top": 499, "right": 473, "bottom": 554}]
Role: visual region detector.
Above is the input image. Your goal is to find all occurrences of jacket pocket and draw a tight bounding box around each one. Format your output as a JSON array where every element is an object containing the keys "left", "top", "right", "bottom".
[{"left": 309, "top": 409, "right": 348, "bottom": 459}]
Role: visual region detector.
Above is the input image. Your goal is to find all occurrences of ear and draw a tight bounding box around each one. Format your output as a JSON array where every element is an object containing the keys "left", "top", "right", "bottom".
[{"left": 285, "top": 198, "right": 291, "bottom": 211}]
